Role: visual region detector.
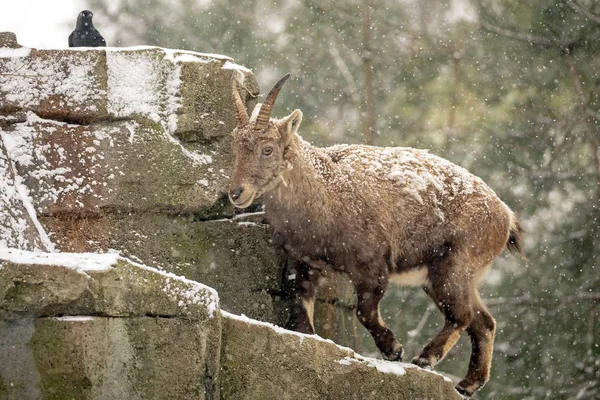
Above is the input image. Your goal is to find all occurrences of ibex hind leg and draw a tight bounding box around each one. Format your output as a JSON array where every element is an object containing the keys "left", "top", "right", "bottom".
[
  {"left": 411, "top": 255, "right": 474, "bottom": 370},
  {"left": 456, "top": 291, "right": 496, "bottom": 397}
]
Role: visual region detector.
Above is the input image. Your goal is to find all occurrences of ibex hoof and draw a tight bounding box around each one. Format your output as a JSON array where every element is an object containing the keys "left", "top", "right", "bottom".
[
  {"left": 382, "top": 343, "right": 404, "bottom": 362},
  {"left": 411, "top": 356, "right": 433, "bottom": 369},
  {"left": 455, "top": 384, "right": 472, "bottom": 398},
  {"left": 455, "top": 379, "right": 485, "bottom": 398}
]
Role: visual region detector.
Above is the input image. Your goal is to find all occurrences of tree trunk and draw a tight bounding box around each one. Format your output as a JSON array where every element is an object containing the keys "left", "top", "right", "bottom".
[
  {"left": 446, "top": 50, "right": 462, "bottom": 149},
  {"left": 361, "top": 2, "right": 376, "bottom": 145},
  {"left": 563, "top": 47, "right": 600, "bottom": 199}
]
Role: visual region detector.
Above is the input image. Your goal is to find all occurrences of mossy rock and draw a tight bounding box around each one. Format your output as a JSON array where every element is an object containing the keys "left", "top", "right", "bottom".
[
  {"left": 220, "top": 312, "right": 462, "bottom": 400},
  {"left": 0, "top": 253, "right": 221, "bottom": 400}
]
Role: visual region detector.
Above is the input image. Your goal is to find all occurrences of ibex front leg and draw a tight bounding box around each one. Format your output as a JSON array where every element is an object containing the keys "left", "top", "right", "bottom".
[
  {"left": 355, "top": 280, "right": 404, "bottom": 361},
  {"left": 291, "top": 260, "right": 319, "bottom": 334}
]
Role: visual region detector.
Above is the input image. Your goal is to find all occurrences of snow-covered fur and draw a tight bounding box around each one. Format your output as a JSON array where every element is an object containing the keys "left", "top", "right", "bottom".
[{"left": 228, "top": 75, "right": 523, "bottom": 398}]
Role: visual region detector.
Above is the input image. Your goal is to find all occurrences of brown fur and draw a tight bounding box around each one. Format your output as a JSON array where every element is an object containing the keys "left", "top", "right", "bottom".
[{"left": 228, "top": 78, "right": 523, "bottom": 398}]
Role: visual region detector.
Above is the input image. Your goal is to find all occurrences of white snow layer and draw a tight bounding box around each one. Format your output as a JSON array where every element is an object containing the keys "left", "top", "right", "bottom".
[
  {"left": 0, "top": 248, "right": 118, "bottom": 272},
  {"left": 0, "top": 47, "right": 31, "bottom": 58},
  {"left": 0, "top": 127, "right": 56, "bottom": 252},
  {"left": 0, "top": 45, "right": 251, "bottom": 249},
  {"left": 105, "top": 47, "right": 228, "bottom": 166},
  {"left": 106, "top": 51, "right": 164, "bottom": 119},
  {"left": 123, "top": 257, "right": 220, "bottom": 318},
  {"left": 0, "top": 50, "right": 102, "bottom": 109},
  {"left": 53, "top": 316, "right": 96, "bottom": 322},
  {"left": 0, "top": 145, "right": 34, "bottom": 249}
]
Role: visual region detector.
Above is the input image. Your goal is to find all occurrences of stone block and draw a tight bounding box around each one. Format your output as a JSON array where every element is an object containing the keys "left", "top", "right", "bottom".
[
  {"left": 0, "top": 251, "right": 221, "bottom": 400},
  {"left": 220, "top": 312, "right": 461, "bottom": 400}
]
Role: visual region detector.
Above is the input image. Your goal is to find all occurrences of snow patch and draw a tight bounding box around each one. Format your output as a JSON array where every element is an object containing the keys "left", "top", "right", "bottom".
[
  {"left": 0, "top": 145, "right": 36, "bottom": 250},
  {"left": 0, "top": 47, "right": 31, "bottom": 58},
  {"left": 222, "top": 60, "right": 252, "bottom": 74},
  {"left": 125, "top": 121, "right": 138, "bottom": 144},
  {"left": 222, "top": 310, "right": 355, "bottom": 349},
  {"left": 106, "top": 51, "right": 162, "bottom": 118},
  {"left": 0, "top": 50, "right": 103, "bottom": 108},
  {"left": 0, "top": 127, "right": 56, "bottom": 252},
  {"left": 0, "top": 113, "right": 109, "bottom": 212},
  {"left": 125, "top": 257, "right": 220, "bottom": 318},
  {"left": 11, "top": 170, "right": 56, "bottom": 252},
  {"left": 166, "top": 53, "right": 210, "bottom": 64},
  {"left": 321, "top": 143, "right": 485, "bottom": 220},
  {"left": 236, "top": 221, "right": 266, "bottom": 227},
  {"left": 232, "top": 211, "right": 265, "bottom": 220},
  {"left": 337, "top": 356, "right": 406, "bottom": 376},
  {"left": 0, "top": 248, "right": 118, "bottom": 272},
  {"left": 53, "top": 316, "right": 96, "bottom": 322},
  {"left": 104, "top": 49, "right": 220, "bottom": 166},
  {"left": 163, "top": 48, "right": 232, "bottom": 63}
]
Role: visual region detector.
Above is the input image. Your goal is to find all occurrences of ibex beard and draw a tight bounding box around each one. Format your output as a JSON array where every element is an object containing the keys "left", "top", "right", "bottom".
[{"left": 228, "top": 72, "right": 524, "bottom": 398}]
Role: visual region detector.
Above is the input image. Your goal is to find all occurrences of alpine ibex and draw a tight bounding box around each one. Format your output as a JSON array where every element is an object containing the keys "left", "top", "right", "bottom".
[{"left": 228, "top": 73, "right": 524, "bottom": 397}]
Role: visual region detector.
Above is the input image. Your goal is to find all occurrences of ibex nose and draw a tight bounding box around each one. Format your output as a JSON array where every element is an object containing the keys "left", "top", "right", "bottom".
[{"left": 229, "top": 187, "right": 244, "bottom": 202}]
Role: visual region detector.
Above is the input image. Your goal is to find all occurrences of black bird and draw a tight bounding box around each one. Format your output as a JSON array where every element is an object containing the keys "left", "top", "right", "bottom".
[{"left": 68, "top": 10, "right": 106, "bottom": 47}]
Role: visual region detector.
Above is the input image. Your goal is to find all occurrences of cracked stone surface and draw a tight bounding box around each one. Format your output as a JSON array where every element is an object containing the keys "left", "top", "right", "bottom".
[
  {"left": 220, "top": 312, "right": 462, "bottom": 400},
  {"left": 0, "top": 251, "right": 459, "bottom": 400},
  {"left": 0, "top": 34, "right": 292, "bottom": 325},
  {"left": 0, "top": 251, "right": 221, "bottom": 400}
]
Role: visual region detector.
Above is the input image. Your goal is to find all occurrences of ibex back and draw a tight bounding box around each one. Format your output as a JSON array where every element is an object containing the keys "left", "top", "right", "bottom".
[{"left": 228, "top": 73, "right": 524, "bottom": 397}]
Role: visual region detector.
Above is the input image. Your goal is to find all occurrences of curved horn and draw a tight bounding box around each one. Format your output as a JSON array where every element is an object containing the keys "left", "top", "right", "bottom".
[
  {"left": 231, "top": 71, "right": 249, "bottom": 127},
  {"left": 254, "top": 73, "right": 290, "bottom": 131}
]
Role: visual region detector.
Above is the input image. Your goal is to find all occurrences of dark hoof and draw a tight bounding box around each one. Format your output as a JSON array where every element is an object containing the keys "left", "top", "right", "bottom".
[
  {"left": 382, "top": 343, "right": 404, "bottom": 361},
  {"left": 455, "top": 379, "right": 485, "bottom": 398},
  {"left": 411, "top": 356, "right": 432, "bottom": 369},
  {"left": 455, "top": 384, "right": 473, "bottom": 398}
]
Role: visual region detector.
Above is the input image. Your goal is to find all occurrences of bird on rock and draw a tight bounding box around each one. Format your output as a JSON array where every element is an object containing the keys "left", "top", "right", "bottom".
[{"left": 68, "top": 10, "right": 106, "bottom": 47}]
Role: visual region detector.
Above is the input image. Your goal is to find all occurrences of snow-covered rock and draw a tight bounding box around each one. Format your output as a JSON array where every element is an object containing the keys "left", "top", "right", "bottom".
[
  {"left": 0, "top": 249, "right": 221, "bottom": 399},
  {"left": 0, "top": 33, "right": 285, "bottom": 326},
  {"left": 221, "top": 311, "right": 462, "bottom": 399}
]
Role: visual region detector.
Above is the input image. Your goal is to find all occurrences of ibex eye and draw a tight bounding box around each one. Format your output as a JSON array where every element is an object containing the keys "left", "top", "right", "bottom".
[{"left": 262, "top": 146, "right": 273, "bottom": 156}]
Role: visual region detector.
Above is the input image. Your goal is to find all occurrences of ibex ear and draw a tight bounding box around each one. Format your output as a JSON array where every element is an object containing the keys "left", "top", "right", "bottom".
[{"left": 279, "top": 109, "right": 303, "bottom": 146}]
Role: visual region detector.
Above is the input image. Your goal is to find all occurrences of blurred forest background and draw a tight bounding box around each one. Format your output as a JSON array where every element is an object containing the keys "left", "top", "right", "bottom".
[{"left": 84, "top": 0, "right": 599, "bottom": 398}]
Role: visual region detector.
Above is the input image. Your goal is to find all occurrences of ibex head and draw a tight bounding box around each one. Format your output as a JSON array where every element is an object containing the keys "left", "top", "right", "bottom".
[{"left": 228, "top": 72, "right": 303, "bottom": 208}]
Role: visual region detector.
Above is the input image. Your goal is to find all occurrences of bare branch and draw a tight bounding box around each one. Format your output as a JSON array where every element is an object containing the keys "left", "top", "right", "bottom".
[
  {"left": 561, "top": 292, "right": 600, "bottom": 304},
  {"left": 587, "top": 108, "right": 600, "bottom": 121},
  {"left": 485, "top": 294, "right": 533, "bottom": 306},
  {"left": 479, "top": 21, "right": 555, "bottom": 47},
  {"left": 484, "top": 292, "right": 600, "bottom": 306},
  {"left": 568, "top": 0, "right": 600, "bottom": 25},
  {"left": 361, "top": 2, "right": 376, "bottom": 145},
  {"left": 328, "top": 38, "right": 360, "bottom": 103},
  {"left": 405, "top": 304, "right": 435, "bottom": 356},
  {"left": 309, "top": 0, "right": 359, "bottom": 25},
  {"left": 562, "top": 47, "right": 600, "bottom": 198}
]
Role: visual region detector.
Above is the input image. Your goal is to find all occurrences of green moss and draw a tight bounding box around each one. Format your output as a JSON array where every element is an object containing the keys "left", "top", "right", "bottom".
[
  {"left": 221, "top": 315, "right": 461, "bottom": 400},
  {"left": 29, "top": 321, "right": 92, "bottom": 400},
  {"left": 106, "top": 213, "right": 286, "bottom": 323},
  {"left": 0, "top": 375, "right": 7, "bottom": 396}
]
